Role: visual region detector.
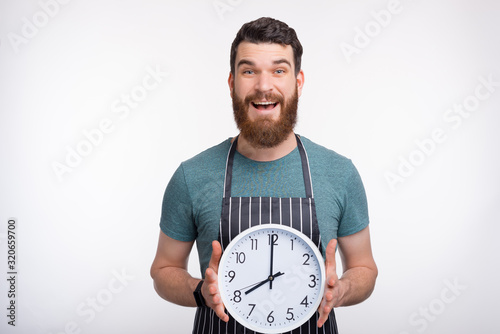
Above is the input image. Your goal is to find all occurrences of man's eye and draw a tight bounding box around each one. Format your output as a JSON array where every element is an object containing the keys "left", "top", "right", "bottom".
[
  {"left": 243, "top": 70, "right": 254, "bottom": 74},
  {"left": 275, "top": 69, "right": 285, "bottom": 74}
]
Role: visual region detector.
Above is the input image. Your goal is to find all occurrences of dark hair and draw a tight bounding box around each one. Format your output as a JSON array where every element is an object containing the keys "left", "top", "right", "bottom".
[{"left": 230, "top": 17, "right": 303, "bottom": 76}]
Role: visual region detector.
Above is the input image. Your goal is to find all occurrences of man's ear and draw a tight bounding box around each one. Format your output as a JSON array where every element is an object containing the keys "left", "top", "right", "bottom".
[
  {"left": 296, "top": 70, "right": 305, "bottom": 97},
  {"left": 228, "top": 72, "right": 234, "bottom": 98}
]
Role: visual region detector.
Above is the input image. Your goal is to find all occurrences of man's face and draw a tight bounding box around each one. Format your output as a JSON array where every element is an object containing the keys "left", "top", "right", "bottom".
[{"left": 229, "top": 42, "right": 304, "bottom": 148}]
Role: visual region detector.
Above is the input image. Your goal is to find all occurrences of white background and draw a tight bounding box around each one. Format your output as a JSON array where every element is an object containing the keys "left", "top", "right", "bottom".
[{"left": 1, "top": 0, "right": 499, "bottom": 333}]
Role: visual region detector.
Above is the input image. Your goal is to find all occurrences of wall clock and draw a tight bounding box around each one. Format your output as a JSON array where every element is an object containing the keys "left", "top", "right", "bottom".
[{"left": 218, "top": 224, "right": 325, "bottom": 333}]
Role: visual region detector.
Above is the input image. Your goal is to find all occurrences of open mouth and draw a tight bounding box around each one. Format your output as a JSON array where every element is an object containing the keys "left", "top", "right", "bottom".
[{"left": 251, "top": 101, "right": 279, "bottom": 111}]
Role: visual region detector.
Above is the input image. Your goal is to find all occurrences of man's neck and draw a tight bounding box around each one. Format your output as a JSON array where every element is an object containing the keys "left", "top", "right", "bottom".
[{"left": 235, "top": 132, "right": 297, "bottom": 162}]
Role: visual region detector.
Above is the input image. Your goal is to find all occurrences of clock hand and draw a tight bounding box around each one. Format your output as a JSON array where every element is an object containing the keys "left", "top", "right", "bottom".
[
  {"left": 270, "top": 237, "right": 274, "bottom": 289},
  {"left": 269, "top": 233, "right": 278, "bottom": 289},
  {"left": 244, "top": 277, "right": 269, "bottom": 295},
  {"left": 238, "top": 279, "right": 268, "bottom": 292},
  {"left": 272, "top": 271, "right": 284, "bottom": 278},
  {"left": 245, "top": 271, "right": 284, "bottom": 295}
]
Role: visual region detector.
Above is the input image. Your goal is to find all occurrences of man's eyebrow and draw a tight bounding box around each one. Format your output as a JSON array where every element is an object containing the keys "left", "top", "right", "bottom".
[
  {"left": 273, "top": 59, "right": 292, "bottom": 67},
  {"left": 237, "top": 59, "right": 255, "bottom": 68}
]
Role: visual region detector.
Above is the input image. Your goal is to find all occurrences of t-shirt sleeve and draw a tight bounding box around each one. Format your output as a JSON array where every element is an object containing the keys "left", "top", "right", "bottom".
[
  {"left": 337, "top": 162, "right": 370, "bottom": 237},
  {"left": 159, "top": 164, "right": 197, "bottom": 242}
]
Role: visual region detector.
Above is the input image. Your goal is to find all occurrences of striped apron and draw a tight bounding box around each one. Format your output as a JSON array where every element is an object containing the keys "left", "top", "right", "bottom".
[{"left": 192, "top": 135, "right": 338, "bottom": 334}]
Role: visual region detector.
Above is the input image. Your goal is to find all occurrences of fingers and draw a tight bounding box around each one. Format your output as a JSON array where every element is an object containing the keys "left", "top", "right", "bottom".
[
  {"left": 318, "top": 238, "right": 338, "bottom": 328},
  {"left": 208, "top": 240, "right": 222, "bottom": 274},
  {"left": 213, "top": 299, "right": 229, "bottom": 322},
  {"left": 203, "top": 240, "right": 228, "bottom": 322},
  {"left": 317, "top": 289, "right": 335, "bottom": 327},
  {"left": 325, "top": 238, "right": 337, "bottom": 275},
  {"left": 205, "top": 268, "right": 229, "bottom": 322}
]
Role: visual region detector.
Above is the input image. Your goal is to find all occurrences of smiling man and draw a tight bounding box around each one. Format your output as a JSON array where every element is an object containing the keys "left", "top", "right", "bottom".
[
  {"left": 151, "top": 17, "right": 378, "bottom": 334},
  {"left": 231, "top": 41, "right": 300, "bottom": 154}
]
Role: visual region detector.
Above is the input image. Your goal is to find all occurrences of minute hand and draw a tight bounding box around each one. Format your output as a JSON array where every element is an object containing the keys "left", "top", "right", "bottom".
[
  {"left": 269, "top": 234, "right": 279, "bottom": 289},
  {"left": 270, "top": 237, "right": 275, "bottom": 289},
  {"left": 245, "top": 272, "right": 284, "bottom": 295}
]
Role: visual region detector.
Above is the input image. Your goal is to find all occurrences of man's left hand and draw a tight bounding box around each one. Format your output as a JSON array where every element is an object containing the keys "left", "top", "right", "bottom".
[{"left": 317, "top": 238, "right": 346, "bottom": 328}]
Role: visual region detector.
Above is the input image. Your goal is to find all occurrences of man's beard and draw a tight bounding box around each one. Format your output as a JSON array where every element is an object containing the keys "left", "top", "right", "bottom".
[{"left": 232, "top": 87, "right": 298, "bottom": 148}]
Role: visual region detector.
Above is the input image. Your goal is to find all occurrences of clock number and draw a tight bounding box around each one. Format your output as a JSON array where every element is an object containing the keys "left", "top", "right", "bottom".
[
  {"left": 300, "top": 296, "right": 309, "bottom": 307},
  {"left": 248, "top": 304, "right": 256, "bottom": 316},
  {"left": 308, "top": 274, "right": 316, "bottom": 288},
  {"left": 250, "top": 237, "right": 258, "bottom": 250},
  {"left": 234, "top": 252, "right": 246, "bottom": 264},
  {"left": 267, "top": 311, "right": 275, "bottom": 323},
  {"left": 302, "top": 253, "right": 310, "bottom": 265},
  {"left": 227, "top": 270, "right": 236, "bottom": 283},
  {"left": 268, "top": 233, "right": 279, "bottom": 245},
  {"left": 290, "top": 239, "right": 294, "bottom": 250},
  {"left": 233, "top": 290, "right": 242, "bottom": 303},
  {"left": 286, "top": 308, "right": 295, "bottom": 320}
]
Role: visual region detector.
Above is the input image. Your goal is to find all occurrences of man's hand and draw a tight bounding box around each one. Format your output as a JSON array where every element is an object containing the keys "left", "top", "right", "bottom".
[
  {"left": 202, "top": 240, "right": 229, "bottom": 322},
  {"left": 317, "top": 238, "right": 346, "bottom": 328}
]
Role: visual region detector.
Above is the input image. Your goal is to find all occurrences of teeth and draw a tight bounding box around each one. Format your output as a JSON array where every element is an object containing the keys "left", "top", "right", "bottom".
[{"left": 253, "top": 101, "right": 276, "bottom": 105}]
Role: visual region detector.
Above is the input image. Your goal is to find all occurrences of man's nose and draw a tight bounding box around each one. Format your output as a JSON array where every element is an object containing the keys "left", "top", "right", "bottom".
[{"left": 254, "top": 72, "right": 273, "bottom": 93}]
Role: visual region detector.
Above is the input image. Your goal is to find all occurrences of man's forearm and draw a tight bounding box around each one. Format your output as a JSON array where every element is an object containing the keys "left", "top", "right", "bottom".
[
  {"left": 337, "top": 266, "right": 378, "bottom": 307},
  {"left": 152, "top": 266, "right": 200, "bottom": 307}
]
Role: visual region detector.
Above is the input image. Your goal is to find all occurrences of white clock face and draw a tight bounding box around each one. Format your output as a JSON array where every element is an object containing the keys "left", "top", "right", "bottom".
[{"left": 218, "top": 224, "right": 325, "bottom": 333}]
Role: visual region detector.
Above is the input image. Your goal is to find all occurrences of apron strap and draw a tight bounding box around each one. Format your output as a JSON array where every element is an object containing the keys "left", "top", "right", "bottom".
[
  {"left": 295, "top": 134, "right": 314, "bottom": 198},
  {"left": 222, "top": 134, "right": 314, "bottom": 199},
  {"left": 222, "top": 137, "right": 238, "bottom": 199}
]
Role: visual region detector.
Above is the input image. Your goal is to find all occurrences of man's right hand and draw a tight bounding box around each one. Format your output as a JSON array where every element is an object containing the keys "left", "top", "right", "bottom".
[{"left": 202, "top": 240, "right": 229, "bottom": 322}]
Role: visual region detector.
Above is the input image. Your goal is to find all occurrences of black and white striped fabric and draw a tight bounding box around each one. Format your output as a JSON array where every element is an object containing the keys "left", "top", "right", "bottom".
[{"left": 192, "top": 135, "right": 338, "bottom": 334}]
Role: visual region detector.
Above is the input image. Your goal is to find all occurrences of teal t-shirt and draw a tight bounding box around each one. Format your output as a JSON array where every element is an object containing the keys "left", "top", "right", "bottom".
[{"left": 160, "top": 136, "right": 369, "bottom": 276}]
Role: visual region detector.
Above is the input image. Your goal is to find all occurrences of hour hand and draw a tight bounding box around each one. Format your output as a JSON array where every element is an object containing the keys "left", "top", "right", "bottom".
[{"left": 245, "top": 272, "right": 284, "bottom": 295}]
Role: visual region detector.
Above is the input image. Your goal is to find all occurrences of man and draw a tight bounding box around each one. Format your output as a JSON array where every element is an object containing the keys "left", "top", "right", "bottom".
[{"left": 151, "top": 17, "right": 377, "bottom": 333}]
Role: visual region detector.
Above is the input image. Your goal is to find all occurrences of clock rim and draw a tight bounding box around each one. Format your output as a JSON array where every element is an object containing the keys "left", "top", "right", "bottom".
[{"left": 218, "top": 224, "right": 326, "bottom": 333}]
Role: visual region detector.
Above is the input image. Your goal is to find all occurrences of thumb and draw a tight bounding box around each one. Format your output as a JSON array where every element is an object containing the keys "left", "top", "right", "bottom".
[
  {"left": 325, "top": 238, "right": 337, "bottom": 284},
  {"left": 208, "top": 240, "right": 222, "bottom": 274}
]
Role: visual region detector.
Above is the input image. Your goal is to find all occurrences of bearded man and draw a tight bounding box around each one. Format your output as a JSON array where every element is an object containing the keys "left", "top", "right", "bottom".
[{"left": 151, "top": 17, "right": 378, "bottom": 334}]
